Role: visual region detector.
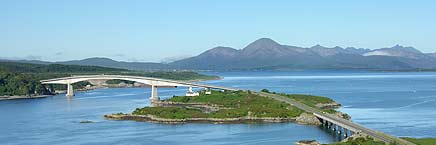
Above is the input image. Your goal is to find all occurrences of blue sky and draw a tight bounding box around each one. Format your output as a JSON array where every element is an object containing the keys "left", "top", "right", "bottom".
[{"left": 1, "top": 0, "right": 435, "bottom": 62}]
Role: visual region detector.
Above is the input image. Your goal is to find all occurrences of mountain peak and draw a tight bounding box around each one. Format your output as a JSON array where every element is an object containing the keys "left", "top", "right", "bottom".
[
  {"left": 390, "top": 45, "right": 421, "bottom": 53},
  {"left": 253, "top": 37, "right": 277, "bottom": 43},
  {"left": 84, "top": 57, "right": 113, "bottom": 60},
  {"left": 245, "top": 37, "right": 281, "bottom": 48},
  {"left": 199, "top": 46, "right": 238, "bottom": 58},
  {"left": 241, "top": 38, "right": 292, "bottom": 57},
  {"left": 310, "top": 44, "right": 326, "bottom": 49},
  {"left": 209, "top": 46, "right": 237, "bottom": 51},
  {"left": 244, "top": 38, "right": 281, "bottom": 49},
  {"left": 333, "top": 46, "right": 343, "bottom": 49},
  {"left": 81, "top": 57, "right": 117, "bottom": 62},
  {"left": 363, "top": 45, "right": 424, "bottom": 58}
]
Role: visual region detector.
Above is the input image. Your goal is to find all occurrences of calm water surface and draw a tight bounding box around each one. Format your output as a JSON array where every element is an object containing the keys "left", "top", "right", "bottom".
[{"left": 1, "top": 71, "right": 436, "bottom": 145}]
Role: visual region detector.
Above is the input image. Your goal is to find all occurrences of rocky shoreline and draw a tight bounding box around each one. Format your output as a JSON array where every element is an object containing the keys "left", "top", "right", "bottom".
[
  {"left": 104, "top": 113, "right": 297, "bottom": 124},
  {"left": 296, "top": 140, "right": 321, "bottom": 145},
  {"left": 0, "top": 95, "right": 52, "bottom": 101},
  {"left": 104, "top": 101, "right": 329, "bottom": 125},
  {"left": 103, "top": 90, "right": 349, "bottom": 126},
  {"left": 104, "top": 112, "right": 325, "bottom": 125}
]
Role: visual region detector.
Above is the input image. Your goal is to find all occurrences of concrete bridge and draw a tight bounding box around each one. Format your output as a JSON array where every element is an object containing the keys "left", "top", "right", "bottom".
[
  {"left": 41, "top": 75, "right": 415, "bottom": 145},
  {"left": 257, "top": 92, "right": 416, "bottom": 145},
  {"left": 40, "top": 74, "right": 237, "bottom": 102}
]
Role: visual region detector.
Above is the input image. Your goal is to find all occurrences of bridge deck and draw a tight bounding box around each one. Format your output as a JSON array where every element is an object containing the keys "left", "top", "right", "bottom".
[
  {"left": 40, "top": 75, "right": 238, "bottom": 91},
  {"left": 256, "top": 92, "right": 415, "bottom": 145}
]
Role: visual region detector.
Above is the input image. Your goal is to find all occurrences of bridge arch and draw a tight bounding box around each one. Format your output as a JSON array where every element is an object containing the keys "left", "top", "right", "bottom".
[{"left": 40, "top": 75, "right": 237, "bottom": 101}]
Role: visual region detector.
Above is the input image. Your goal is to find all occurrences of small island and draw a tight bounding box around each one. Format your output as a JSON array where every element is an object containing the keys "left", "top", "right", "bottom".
[{"left": 105, "top": 89, "right": 348, "bottom": 125}]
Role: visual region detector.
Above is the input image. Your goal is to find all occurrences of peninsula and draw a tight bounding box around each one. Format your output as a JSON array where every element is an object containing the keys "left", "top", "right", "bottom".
[
  {"left": 105, "top": 89, "right": 428, "bottom": 144},
  {"left": 105, "top": 89, "right": 347, "bottom": 125}
]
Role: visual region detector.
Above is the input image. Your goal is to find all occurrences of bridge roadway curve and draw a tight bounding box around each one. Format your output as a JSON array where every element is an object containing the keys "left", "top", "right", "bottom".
[
  {"left": 41, "top": 75, "right": 415, "bottom": 145},
  {"left": 40, "top": 75, "right": 238, "bottom": 91}
]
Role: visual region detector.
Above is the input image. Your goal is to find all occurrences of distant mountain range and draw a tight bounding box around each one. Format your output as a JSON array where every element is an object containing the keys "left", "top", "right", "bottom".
[
  {"left": 0, "top": 57, "right": 167, "bottom": 71},
  {"left": 2, "top": 38, "right": 436, "bottom": 71},
  {"left": 171, "top": 38, "right": 436, "bottom": 70}
]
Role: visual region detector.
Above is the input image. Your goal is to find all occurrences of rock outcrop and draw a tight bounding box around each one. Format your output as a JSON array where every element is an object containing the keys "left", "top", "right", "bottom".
[
  {"left": 315, "top": 102, "right": 341, "bottom": 110},
  {"left": 296, "top": 140, "right": 321, "bottom": 145},
  {"left": 104, "top": 114, "right": 296, "bottom": 124},
  {"left": 335, "top": 111, "right": 352, "bottom": 120},
  {"left": 295, "top": 113, "right": 321, "bottom": 125}
]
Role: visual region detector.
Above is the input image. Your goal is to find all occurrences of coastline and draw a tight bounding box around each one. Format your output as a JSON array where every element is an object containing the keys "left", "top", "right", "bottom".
[
  {"left": 0, "top": 95, "right": 52, "bottom": 101},
  {"left": 103, "top": 100, "right": 338, "bottom": 125},
  {"left": 104, "top": 113, "right": 297, "bottom": 124},
  {"left": 104, "top": 110, "right": 326, "bottom": 125}
]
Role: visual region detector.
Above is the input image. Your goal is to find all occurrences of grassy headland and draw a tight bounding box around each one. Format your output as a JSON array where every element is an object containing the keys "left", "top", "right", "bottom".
[
  {"left": 105, "top": 90, "right": 344, "bottom": 124},
  {"left": 401, "top": 137, "right": 436, "bottom": 145},
  {"left": 134, "top": 90, "right": 303, "bottom": 119},
  {"left": 259, "top": 89, "right": 349, "bottom": 119},
  {"left": 328, "top": 137, "right": 386, "bottom": 145},
  {"left": 326, "top": 137, "right": 436, "bottom": 145}
]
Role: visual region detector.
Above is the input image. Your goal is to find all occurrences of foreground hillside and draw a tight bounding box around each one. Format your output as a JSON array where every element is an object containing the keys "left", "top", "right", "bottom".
[
  {"left": 402, "top": 137, "right": 436, "bottom": 145},
  {"left": 0, "top": 61, "right": 217, "bottom": 96}
]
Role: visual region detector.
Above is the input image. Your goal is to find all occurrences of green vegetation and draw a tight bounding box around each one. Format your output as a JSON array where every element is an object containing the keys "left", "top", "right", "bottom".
[
  {"left": 134, "top": 107, "right": 206, "bottom": 119},
  {"left": 0, "top": 72, "right": 51, "bottom": 96},
  {"left": 328, "top": 137, "right": 386, "bottom": 145},
  {"left": 0, "top": 73, "right": 97, "bottom": 96},
  {"left": 260, "top": 89, "right": 270, "bottom": 93},
  {"left": 282, "top": 94, "right": 339, "bottom": 113},
  {"left": 260, "top": 90, "right": 339, "bottom": 114},
  {"left": 401, "top": 137, "right": 436, "bottom": 145},
  {"left": 133, "top": 90, "right": 304, "bottom": 119},
  {"left": 287, "top": 94, "right": 335, "bottom": 106},
  {"left": 105, "top": 79, "right": 135, "bottom": 84},
  {"left": 0, "top": 61, "right": 125, "bottom": 73},
  {"left": 0, "top": 61, "right": 217, "bottom": 96}
]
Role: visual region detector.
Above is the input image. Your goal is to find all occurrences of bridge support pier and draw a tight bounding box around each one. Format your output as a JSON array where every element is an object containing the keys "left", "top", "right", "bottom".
[
  {"left": 150, "top": 85, "right": 159, "bottom": 102},
  {"left": 343, "top": 128, "right": 349, "bottom": 137},
  {"left": 66, "top": 83, "right": 74, "bottom": 97},
  {"left": 323, "top": 120, "right": 328, "bottom": 127},
  {"left": 337, "top": 126, "right": 342, "bottom": 134}
]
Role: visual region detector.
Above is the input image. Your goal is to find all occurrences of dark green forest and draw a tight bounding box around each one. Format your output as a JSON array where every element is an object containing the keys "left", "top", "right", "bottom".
[
  {"left": 0, "top": 61, "right": 217, "bottom": 96},
  {"left": 0, "top": 61, "right": 126, "bottom": 73}
]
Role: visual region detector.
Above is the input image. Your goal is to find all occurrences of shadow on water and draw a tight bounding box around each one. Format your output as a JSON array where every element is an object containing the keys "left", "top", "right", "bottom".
[{"left": 318, "top": 124, "right": 347, "bottom": 142}]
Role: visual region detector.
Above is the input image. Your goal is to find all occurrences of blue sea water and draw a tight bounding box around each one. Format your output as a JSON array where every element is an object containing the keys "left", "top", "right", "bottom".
[{"left": 1, "top": 71, "right": 436, "bottom": 145}]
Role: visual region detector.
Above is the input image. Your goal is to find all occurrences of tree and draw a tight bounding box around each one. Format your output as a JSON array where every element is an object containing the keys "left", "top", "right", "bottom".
[{"left": 261, "top": 89, "right": 270, "bottom": 93}]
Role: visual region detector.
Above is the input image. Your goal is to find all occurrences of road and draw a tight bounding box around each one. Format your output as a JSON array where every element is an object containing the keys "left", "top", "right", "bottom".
[{"left": 255, "top": 92, "right": 416, "bottom": 145}]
